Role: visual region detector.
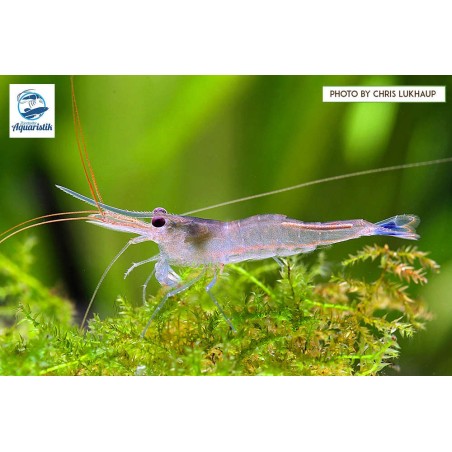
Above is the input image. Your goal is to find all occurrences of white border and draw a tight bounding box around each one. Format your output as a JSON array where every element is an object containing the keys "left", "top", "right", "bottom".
[
  {"left": 1, "top": 1, "right": 451, "bottom": 74},
  {"left": 0, "top": 377, "right": 450, "bottom": 450},
  {"left": 1, "top": 1, "right": 450, "bottom": 449}
]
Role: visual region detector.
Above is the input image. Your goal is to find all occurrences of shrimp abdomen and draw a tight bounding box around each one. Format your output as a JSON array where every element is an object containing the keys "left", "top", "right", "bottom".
[{"left": 222, "top": 214, "right": 420, "bottom": 263}]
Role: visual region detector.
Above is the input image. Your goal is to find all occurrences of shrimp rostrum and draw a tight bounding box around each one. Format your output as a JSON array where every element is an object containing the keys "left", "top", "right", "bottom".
[{"left": 58, "top": 185, "right": 420, "bottom": 336}]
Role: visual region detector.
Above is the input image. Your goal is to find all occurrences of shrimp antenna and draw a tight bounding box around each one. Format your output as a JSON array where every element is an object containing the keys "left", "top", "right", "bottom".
[
  {"left": 70, "top": 76, "right": 103, "bottom": 210},
  {"left": 184, "top": 157, "right": 452, "bottom": 215},
  {"left": 80, "top": 240, "right": 135, "bottom": 329},
  {"left": 71, "top": 78, "right": 141, "bottom": 329},
  {"left": 0, "top": 213, "right": 95, "bottom": 245}
]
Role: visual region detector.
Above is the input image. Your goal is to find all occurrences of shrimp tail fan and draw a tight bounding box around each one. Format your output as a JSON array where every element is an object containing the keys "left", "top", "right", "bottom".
[{"left": 375, "top": 214, "right": 420, "bottom": 240}]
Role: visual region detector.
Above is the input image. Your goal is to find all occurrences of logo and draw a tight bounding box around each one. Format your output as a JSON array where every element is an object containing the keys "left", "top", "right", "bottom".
[
  {"left": 17, "top": 89, "right": 49, "bottom": 120},
  {"left": 10, "top": 84, "right": 55, "bottom": 138}
]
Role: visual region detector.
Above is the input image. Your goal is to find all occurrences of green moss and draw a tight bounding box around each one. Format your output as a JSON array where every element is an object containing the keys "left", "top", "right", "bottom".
[{"left": 0, "top": 240, "right": 437, "bottom": 375}]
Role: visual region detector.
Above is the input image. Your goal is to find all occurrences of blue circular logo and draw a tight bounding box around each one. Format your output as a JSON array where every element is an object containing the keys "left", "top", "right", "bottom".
[{"left": 17, "top": 90, "right": 49, "bottom": 121}]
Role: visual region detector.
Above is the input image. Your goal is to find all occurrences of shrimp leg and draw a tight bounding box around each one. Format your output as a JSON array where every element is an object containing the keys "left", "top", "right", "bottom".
[
  {"left": 124, "top": 254, "right": 160, "bottom": 279},
  {"left": 141, "top": 263, "right": 206, "bottom": 337},
  {"left": 272, "top": 256, "right": 286, "bottom": 271},
  {"left": 81, "top": 235, "right": 149, "bottom": 328},
  {"left": 142, "top": 267, "right": 156, "bottom": 305},
  {"left": 205, "top": 270, "right": 236, "bottom": 332}
]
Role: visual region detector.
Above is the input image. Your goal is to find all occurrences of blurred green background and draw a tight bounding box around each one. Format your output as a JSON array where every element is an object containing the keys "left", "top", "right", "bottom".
[{"left": 1, "top": 75, "right": 451, "bottom": 375}]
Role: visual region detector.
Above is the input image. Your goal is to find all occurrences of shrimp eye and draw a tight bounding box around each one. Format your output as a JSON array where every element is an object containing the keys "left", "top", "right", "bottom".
[{"left": 151, "top": 217, "right": 166, "bottom": 228}]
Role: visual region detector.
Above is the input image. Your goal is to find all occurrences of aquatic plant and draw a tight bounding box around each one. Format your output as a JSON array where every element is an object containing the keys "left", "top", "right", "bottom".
[{"left": 0, "top": 240, "right": 437, "bottom": 376}]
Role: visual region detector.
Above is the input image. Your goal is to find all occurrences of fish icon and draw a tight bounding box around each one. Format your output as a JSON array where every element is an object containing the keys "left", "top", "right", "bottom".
[{"left": 22, "top": 106, "right": 49, "bottom": 119}]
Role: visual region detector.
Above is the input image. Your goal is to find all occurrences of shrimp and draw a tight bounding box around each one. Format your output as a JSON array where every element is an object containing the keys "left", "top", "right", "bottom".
[
  {"left": 1, "top": 77, "right": 451, "bottom": 336},
  {"left": 57, "top": 184, "right": 419, "bottom": 335}
]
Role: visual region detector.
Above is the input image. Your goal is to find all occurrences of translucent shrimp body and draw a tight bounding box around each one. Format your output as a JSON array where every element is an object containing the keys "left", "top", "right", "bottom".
[
  {"left": 58, "top": 185, "right": 419, "bottom": 334},
  {"left": 58, "top": 186, "right": 419, "bottom": 266},
  {"left": 120, "top": 212, "right": 419, "bottom": 266}
]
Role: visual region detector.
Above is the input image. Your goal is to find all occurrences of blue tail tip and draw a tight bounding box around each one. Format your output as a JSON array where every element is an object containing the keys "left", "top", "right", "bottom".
[{"left": 375, "top": 214, "right": 420, "bottom": 240}]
